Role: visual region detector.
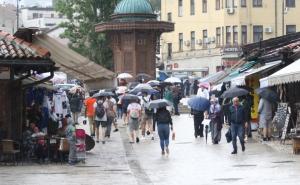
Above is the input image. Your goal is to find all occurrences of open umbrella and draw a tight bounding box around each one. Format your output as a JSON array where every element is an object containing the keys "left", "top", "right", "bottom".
[
  {"left": 129, "top": 84, "right": 158, "bottom": 95},
  {"left": 147, "top": 80, "right": 160, "bottom": 86},
  {"left": 92, "top": 92, "right": 114, "bottom": 98},
  {"left": 121, "top": 94, "right": 140, "bottom": 101},
  {"left": 164, "top": 77, "right": 181, "bottom": 84},
  {"left": 221, "top": 87, "right": 249, "bottom": 98},
  {"left": 198, "top": 82, "right": 210, "bottom": 89},
  {"left": 187, "top": 97, "right": 210, "bottom": 111},
  {"left": 136, "top": 73, "right": 152, "bottom": 81},
  {"left": 117, "top": 73, "right": 133, "bottom": 79},
  {"left": 148, "top": 99, "right": 172, "bottom": 109},
  {"left": 255, "top": 88, "right": 279, "bottom": 102},
  {"left": 69, "top": 85, "right": 84, "bottom": 94}
]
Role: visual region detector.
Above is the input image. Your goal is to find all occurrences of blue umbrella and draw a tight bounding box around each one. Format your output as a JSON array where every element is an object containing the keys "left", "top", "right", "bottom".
[
  {"left": 255, "top": 88, "right": 279, "bottom": 102},
  {"left": 188, "top": 97, "right": 210, "bottom": 111}
]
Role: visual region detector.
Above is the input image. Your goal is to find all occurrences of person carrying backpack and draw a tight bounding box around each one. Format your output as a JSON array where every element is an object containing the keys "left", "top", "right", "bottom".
[
  {"left": 140, "top": 92, "right": 154, "bottom": 140},
  {"left": 105, "top": 96, "right": 117, "bottom": 138},
  {"left": 127, "top": 99, "right": 142, "bottom": 143},
  {"left": 93, "top": 96, "right": 109, "bottom": 144}
]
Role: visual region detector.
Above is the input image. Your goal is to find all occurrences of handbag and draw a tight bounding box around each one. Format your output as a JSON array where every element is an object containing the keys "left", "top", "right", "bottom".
[{"left": 225, "top": 129, "right": 232, "bottom": 143}]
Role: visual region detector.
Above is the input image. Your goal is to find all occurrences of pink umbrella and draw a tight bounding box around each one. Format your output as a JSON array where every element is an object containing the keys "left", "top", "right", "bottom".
[{"left": 198, "top": 82, "right": 210, "bottom": 89}]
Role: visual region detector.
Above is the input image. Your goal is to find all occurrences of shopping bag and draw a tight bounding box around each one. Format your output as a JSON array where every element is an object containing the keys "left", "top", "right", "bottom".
[{"left": 172, "top": 132, "right": 176, "bottom": 141}]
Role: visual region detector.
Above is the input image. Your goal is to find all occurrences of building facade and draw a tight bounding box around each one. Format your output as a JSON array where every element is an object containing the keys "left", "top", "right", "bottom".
[
  {"left": 0, "top": 4, "right": 18, "bottom": 34},
  {"left": 161, "top": 0, "right": 300, "bottom": 76},
  {"left": 20, "top": 7, "right": 67, "bottom": 29}
]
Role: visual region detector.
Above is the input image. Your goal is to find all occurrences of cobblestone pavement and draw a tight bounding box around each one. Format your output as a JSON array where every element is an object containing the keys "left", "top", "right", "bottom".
[{"left": 1, "top": 114, "right": 300, "bottom": 185}]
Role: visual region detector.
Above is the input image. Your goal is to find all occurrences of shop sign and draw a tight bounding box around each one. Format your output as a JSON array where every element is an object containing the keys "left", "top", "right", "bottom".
[{"left": 0, "top": 67, "right": 10, "bottom": 79}]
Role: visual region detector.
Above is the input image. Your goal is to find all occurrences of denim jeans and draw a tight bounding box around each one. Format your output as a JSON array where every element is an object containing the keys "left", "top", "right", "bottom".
[
  {"left": 231, "top": 124, "right": 245, "bottom": 151},
  {"left": 157, "top": 123, "right": 170, "bottom": 151}
]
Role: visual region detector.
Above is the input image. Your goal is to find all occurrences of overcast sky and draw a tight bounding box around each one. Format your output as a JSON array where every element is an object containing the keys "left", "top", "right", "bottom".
[{"left": 0, "top": 0, "right": 52, "bottom": 7}]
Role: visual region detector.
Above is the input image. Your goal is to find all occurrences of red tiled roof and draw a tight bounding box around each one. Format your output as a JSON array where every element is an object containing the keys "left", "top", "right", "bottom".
[{"left": 0, "top": 31, "right": 50, "bottom": 59}]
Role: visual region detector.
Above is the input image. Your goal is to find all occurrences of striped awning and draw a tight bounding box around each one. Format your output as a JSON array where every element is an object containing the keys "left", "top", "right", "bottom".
[{"left": 260, "top": 59, "right": 300, "bottom": 88}]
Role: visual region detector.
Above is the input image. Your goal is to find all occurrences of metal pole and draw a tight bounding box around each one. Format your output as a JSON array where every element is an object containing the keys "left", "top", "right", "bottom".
[
  {"left": 16, "top": 0, "right": 19, "bottom": 29},
  {"left": 282, "top": 0, "right": 285, "bottom": 35},
  {"left": 275, "top": 0, "right": 278, "bottom": 37}
]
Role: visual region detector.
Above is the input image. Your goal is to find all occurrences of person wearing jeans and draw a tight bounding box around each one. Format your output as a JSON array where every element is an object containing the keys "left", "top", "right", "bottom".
[
  {"left": 155, "top": 107, "right": 173, "bottom": 155},
  {"left": 228, "top": 97, "right": 245, "bottom": 154}
]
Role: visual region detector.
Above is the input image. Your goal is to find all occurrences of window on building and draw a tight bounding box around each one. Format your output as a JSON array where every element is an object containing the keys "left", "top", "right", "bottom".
[
  {"left": 202, "top": 0, "right": 207, "bottom": 13},
  {"left": 191, "top": 31, "right": 196, "bottom": 50},
  {"left": 51, "top": 13, "right": 54, "bottom": 18},
  {"left": 241, "top": 25, "right": 247, "bottom": 45},
  {"left": 168, "top": 43, "right": 172, "bottom": 59},
  {"left": 225, "top": 0, "right": 234, "bottom": 8},
  {"left": 253, "top": 25, "right": 263, "bottom": 42},
  {"left": 203, "top": 30, "right": 208, "bottom": 48},
  {"left": 178, "top": 0, "right": 183, "bottom": 16},
  {"left": 33, "top": 13, "right": 39, "bottom": 19},
  {"left": 216, "top": 27, "right": 221, "bottom": 46},
  {"left": 191, "top": 0, "right": 195, "bottom": 15},
  {"left": 241, "top": 0, "right": 247, "bottom": 7},
  {"left": 253, "top": 0, "right": 262, "bottom": 7},
  {"left": 168, "top": 12, "right": 172, "bottom": 21},
  {"left": 179, "top": 33, "right": 183, "bottom": 51},
  {"left": 226, "top": 26, "right": 231, "bottom": 45},
  {"left": 286, "top": 0, "right": 295, "bottom": 7},
  {"left": 286, "top": 25, "right": 296, "bottom": 34},
  {"left": 216, "top": 0, "right": 221, "bottom": 10},
  {"left": 39, "top": 14, "right": 43, "bottom": 18},
  {"left": 233, "top": 26, "right": 238, "bottom": 45}
]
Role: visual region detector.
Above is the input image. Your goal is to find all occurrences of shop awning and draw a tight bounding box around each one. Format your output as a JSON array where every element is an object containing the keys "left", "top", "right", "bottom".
[
  {"left": 231, "top": 61, "right": 281, "bottom": 86},
  {"left": 260, "top": 59, "right": 300, "bottom": 88},
  {"left": 200, "top": 71, "right": 226, "bottom": 84},
  {"left": 33, "top": 34, "right": 115, "bottom": 82}
]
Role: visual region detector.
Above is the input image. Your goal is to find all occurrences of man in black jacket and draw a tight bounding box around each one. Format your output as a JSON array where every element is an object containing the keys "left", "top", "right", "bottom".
[{"left": 228, "top": 97, "right": 245, "bottom": 154}]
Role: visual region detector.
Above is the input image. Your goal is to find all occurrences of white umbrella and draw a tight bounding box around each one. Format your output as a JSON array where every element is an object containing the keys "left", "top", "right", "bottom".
[
  {"left": 117, "top": 73, "right": 133, "bottom": 79},
  {"left": 147, "top": 80, "right": 160, "bottom": 85},
  {"left": 69, "top": 85, "right": 85, "bottom": 94},
  {"left": 164, "top": 77, "right": 181, "bottom": 83}
]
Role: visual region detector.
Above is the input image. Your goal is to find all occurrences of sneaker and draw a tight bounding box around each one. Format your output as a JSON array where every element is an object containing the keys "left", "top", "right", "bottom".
[
  {"left": 231, "top": 151, "right": 237, "bottom": 154},
  {"left": 102, "top": 141, "right": 106, "bottom": 144},
  {"left": 161, "top": 150, "right": 165, "bottom": 155},
  {"left": 146, "top": 131, "right": 151, "bottom": 135},
  {"left": 151, "top": 136, "right": 154, "bottom": 140},
  {"left": 267, "top": 137, "right": 271, "bottom": 141},
  {"left": 113, "top": 129, "right": 119, "bottom": 132},
  {"left": 136, "top": 137, "right": 140, "bottom": 143}
]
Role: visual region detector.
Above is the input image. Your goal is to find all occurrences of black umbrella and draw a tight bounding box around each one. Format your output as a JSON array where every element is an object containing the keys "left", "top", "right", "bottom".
[
  {"left": 92, "top": 91, "right": 114, "bottom": 98},
  {"left": 122, "top": 94, "right": 140, "bottom": 101},
  {"left": 255, "top": 88, "right": 279, "bottom": 102},
  {"left": 148, "top": 99, "right": 172, "bottom": 109},
  {"left": 221, "top": 87, "right": 249, "bottom": 98},
  {"left": 136, "top": 73, "right": 152, "bottom": 81}
]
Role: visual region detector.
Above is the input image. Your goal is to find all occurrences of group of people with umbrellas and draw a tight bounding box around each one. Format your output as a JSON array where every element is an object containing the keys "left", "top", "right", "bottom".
[{"left": 187, "top": 83, "right": 279, "bottom": 154}]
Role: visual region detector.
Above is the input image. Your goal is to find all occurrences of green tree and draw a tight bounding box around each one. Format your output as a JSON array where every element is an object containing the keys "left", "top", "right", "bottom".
[{"left": 55, "top": 0, "right": 119, "bottom": 69}]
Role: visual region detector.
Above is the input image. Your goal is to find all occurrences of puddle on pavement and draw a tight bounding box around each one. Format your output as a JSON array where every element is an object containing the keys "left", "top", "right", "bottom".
[
  {"left": 233, "top": 164, "right": 257, "bottom": 167},
  {"left": 214, "top": 178, "right": 243, "bottom": 182},
  {"left": 272, "top": 160, "right": 296, "bottom": 164}
]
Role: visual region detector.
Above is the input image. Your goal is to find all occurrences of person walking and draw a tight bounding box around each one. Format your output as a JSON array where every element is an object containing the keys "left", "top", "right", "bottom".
[
  {"left": 209, "top": 98, "right": 223, "bottom": 144},
  {"left": 193, "top": 80, "right": 199, "bottom": 95},
  {"left": 191, "top": 108, "right": 205, "bottom": 138},
  {"left": 70, "top": 89, "right": 83, "bottom": 123},
  {"left": 94, "top": 96, "right": 109, "bottom": 144},
  {"left": 155, "top": 106, "right": 174, "bottom": 156},
  {"left": 84, "top": 93, "right": 96, "bottom": 136},
  {"left": 172, "top": 85, "right": 181, "bottom": 116},
  {"left": 184, "top": 79, "right": 191, "bottom": 97},
  {"left": 240, "top": 95, "right": 252, "bottom": 141},
  {"left": 258, "top": 97, "right": 273, "bottom": 142},
  {"left": 228, "top": 97, "right": 245, "bottom": 154},
  {"left": 127, "top": 99, "right": 142, "bottom": 143},
  {"left": 140, "top": 92, "right": 154, "bottom": 140},
  {"left": 105, "top": 96, "right": 117, "bottom": 138}
]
